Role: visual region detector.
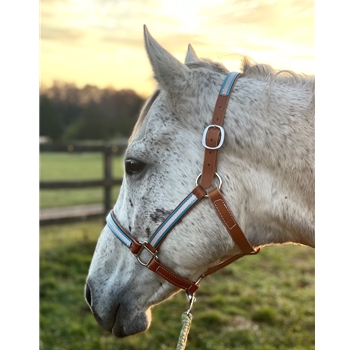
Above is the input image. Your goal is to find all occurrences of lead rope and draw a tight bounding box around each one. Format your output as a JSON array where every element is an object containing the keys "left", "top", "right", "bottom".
[
  {"left": 176, "top": 294, "right": 196, "bottom": 350},
  {"left": 176, "top": 312, "right": 192, "bottom": 350}
]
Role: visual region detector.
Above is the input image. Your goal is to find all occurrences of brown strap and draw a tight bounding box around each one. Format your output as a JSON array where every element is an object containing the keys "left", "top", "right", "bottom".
[
  {"left": 200, "top": 128, "right": 222, "bottom": 188},
  {"left": 200, "top": 76, "right": 240, "bottom": 189},
  {"left": 202, "top": 253, "right": 245, "bottom": 277},
  {"left": 146, "top": 184, "right": 260, "bottom": 291},
  {"left": 148, "top": 259, "right": 199, "bottom": 294},
  {"left": 207, "top": 188, "right": 258, "bottom": 255},
  {"left": 196, "top": 188, "right": 259, "bottom": 281}
]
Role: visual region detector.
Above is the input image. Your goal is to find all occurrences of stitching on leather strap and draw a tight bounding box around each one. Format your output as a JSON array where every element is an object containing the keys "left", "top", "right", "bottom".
[
  {"left": 212, "top": 198, "right": 237, "bottom": 230},
  {"left": 155, "top": 265, "right": 189, "bottom": 285},
  {"left": 155, "top": 265, "right": 197, "bottom": 292},
  {"left": 208, "top": 188, "right": 256, "bottom": 255}
]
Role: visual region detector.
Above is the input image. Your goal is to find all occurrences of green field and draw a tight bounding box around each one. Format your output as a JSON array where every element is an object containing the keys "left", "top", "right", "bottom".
[
  {"left": 40, "top": 221, "right": 314, "bottom": 350},
  {"left": 40, "top": 152, "right": 315, "bottom": 349},
  {"left": 40, "top": 153, "right": 124, "bottom": 208}
]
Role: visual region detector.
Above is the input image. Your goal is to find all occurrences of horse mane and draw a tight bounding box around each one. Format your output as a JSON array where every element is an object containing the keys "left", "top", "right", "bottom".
[
  {"left": 239, "top": 57, "right": 315, "bottom": 111},
  {"left": 188, "top": 57, "right": 315, "bottom": 113},
  {"left": 188, "top": 57, "right": 315, "bottom": 91},
  {"left": 129, "top": 57, "right": 314, "bottom": 143},
  {"left": 240, "top": 57, "right": 314, "bottom": 90}
]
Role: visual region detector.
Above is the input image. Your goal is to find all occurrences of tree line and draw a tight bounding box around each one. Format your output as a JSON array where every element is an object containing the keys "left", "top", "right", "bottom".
[{"left": 40, "top": 82, "right": 145, "bottom": 141}]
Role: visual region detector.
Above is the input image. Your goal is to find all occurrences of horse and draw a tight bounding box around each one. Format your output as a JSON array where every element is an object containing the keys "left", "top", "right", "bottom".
[{"left": 85, "top": 25, "right": 315, "bottom": 338}]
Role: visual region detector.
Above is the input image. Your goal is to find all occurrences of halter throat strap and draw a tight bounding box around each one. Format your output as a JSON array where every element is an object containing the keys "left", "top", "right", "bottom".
[{"left": 106, "top": 72, "right": 259, "bottom": 295}]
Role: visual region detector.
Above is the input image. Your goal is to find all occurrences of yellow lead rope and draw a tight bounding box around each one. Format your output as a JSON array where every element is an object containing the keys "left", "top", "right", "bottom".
[{"left": 176, "top": 312, "right": 193, "bottom": 350}]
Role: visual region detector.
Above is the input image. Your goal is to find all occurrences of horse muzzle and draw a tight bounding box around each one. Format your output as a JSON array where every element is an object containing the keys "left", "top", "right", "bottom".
[{"left": 84, "top": 281, "right": 150, "bottom": 337}]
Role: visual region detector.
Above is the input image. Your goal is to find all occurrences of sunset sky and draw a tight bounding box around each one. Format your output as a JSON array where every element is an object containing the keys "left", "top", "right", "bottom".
[{"left": 40, "top": 0, "right": 314, "bottom": 97}]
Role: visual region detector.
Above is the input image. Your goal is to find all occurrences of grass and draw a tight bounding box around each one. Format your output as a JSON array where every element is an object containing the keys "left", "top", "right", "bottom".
[
  {"left": 39, "top": 153, "right": 124, "bottom": 208},
  {"left": 40, "top": 220, "right": 315, "bottom": 350}
]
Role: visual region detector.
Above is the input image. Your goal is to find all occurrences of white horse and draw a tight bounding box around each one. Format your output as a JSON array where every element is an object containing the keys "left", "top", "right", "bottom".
[{"left": 85, "top": 26, "right": 314, "bottom": 338}]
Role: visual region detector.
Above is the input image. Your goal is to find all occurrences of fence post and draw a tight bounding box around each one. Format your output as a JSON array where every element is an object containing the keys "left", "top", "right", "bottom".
[{"left": 104, "top": 146, "right": 113, "bottom": 217}]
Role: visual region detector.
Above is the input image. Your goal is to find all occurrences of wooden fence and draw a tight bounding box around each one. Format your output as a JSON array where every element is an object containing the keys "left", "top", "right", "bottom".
[{"left": 40, "top": 142, "right": 127, "bottom": 225}]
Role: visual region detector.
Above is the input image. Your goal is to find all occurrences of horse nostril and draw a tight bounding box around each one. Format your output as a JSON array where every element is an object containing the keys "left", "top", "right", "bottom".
[{"left": 84, "top": 283, "right": 93, "bottom": 311}]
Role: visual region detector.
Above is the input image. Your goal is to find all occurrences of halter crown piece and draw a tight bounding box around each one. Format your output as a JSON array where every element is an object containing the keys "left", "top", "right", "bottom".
[{"left": 107, "top": 72, "right": 260, "bottom": 295}]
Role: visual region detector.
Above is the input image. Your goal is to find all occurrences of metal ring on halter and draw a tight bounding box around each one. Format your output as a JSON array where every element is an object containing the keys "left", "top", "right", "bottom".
[{"left": 195, "top": 172, "right": 223, "bottom": 196}]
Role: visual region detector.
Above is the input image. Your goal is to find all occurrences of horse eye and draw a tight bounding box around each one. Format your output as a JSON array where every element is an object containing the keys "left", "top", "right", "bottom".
[{"left": 125, "top": 159, "right": 146, "bottom": 175}]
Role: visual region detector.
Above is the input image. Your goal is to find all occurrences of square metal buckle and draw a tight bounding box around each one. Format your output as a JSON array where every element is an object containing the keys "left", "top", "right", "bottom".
[
  {"left": 202, "top": 124, "right": 225, "bottom": 150},
  {"left": 136, "top": 242, "right": 158, "bottom": 267}
]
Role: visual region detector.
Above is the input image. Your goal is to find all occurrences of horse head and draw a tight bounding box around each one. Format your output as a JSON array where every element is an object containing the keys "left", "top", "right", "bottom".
[{"left": 85, "top": 26, "right": 315, "bottom": 337}]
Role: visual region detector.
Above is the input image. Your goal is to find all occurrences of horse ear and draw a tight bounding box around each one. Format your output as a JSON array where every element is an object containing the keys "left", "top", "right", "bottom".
[
  {"left": 143, "top": 25, "right": 190, "bottom": 93},
  {"left": 185, "top": 44, "right": 200, "bottom": 64}
]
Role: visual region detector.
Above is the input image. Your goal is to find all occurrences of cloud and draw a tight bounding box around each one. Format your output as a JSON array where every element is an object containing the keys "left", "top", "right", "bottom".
[
  {"left": 40, "top": 0, "right": 314, "bottom": 93},
  {"left": 41, "top": 27, "right": 86, "bottom": 43},
  {"left": 201, "top": 0, "right": 314, "bottom": 45}
]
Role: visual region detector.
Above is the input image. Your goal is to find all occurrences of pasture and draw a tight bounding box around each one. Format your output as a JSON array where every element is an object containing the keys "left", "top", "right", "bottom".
[
  {"left": 40, "top": 221, "right": 314, "bottom": 350},
  {"left": 40, "top": 152, "right": 315, "bottom": 349},
  {"left": 40, "top": 152, "right": 123, "bottom": 208}
]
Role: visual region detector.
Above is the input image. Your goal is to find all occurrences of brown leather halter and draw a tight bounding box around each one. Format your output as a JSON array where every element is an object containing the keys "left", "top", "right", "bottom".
[{"left": 107, "top": 72, "right": 260, "bottom": 296}]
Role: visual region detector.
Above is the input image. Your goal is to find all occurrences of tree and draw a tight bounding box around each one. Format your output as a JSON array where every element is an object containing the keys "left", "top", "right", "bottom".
[
  {"left": 63, "top": 102, "right": 109, "bottom": 140},
  {"left": 39, "top": 95, "right": 63, "bottom": 140},
  {"left": 39, "top": 84, "right": 145, "bottom": 141}
]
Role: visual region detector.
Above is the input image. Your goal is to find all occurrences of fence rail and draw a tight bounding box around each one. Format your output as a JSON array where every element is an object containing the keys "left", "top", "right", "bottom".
[
  {"left": 40, "top": 142, "right": 127, "bottom": 225},
  {"left": 40, "top": 179, "right": 123, "bottom": 189}
]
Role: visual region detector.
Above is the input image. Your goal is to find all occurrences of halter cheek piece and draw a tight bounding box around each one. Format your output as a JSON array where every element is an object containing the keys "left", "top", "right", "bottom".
[{"left": 107, "top": 72, "right": 260, "bottom": 295}]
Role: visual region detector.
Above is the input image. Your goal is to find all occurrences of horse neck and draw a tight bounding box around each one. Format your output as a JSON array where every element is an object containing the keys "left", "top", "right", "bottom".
[{"left": 221, "top": 77, "right": 315, "bottom": 248}]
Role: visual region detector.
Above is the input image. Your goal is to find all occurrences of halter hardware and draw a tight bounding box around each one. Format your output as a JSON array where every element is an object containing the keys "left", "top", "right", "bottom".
[
  {"left": 106, "top": 71, "right": 259, "bottom": 297},
  {"left": 202, "top": 124, "right": 225, "bottom": 150},
  {"left": 186, "top": 292, "right": 196, "bottom": 316},
  {"left": 136, "top": 242, "right": 158, "bottom": 267},
  {"left": 195, "top": 172, "right": 222, "bottom": 197}
]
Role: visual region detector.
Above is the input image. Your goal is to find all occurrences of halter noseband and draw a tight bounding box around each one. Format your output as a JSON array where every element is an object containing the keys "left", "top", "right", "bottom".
[{"left": 106, "top": 72, "right": 260, "bottom": 295}]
